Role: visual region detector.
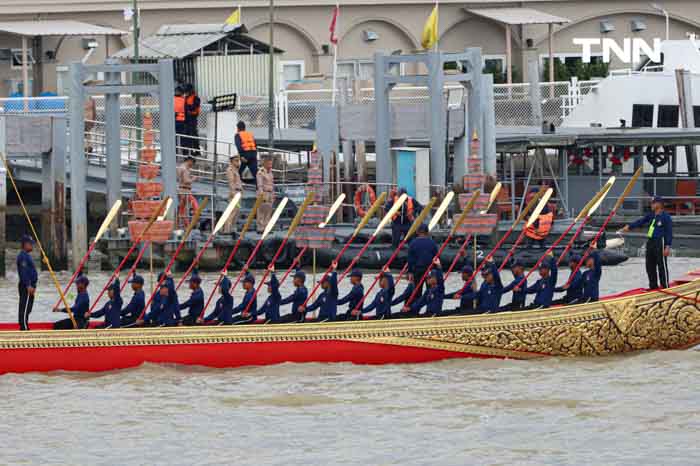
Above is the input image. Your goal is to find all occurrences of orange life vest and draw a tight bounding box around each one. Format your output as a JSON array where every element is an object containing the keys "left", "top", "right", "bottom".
[
  {"left": 185, "top": 94, "right": 201, "bottom": 117},
  {"left": 238, "top": 130, "right": 257, "bottom": 152},
  {"left": 392, "top": 195, "right": 414, "bottom": 222},
  {"left": 174, "top": 95, "right": 186, "bottom": 122},
  {"left": 525, "top": 211, "right": 553, "bottom": 240}
]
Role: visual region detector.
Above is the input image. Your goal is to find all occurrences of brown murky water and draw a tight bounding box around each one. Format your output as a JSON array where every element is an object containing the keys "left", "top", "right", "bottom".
[{"left": 1, "top": 257, "right": 699, "bottom": 465}]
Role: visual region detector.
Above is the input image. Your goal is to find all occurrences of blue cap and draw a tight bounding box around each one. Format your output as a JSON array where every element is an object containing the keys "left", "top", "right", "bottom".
[
  {"left": 220, "top": 276, "right": 232, "bottom": 291},
  {"left": 529, "top": 187, "right": 539, "bottom": 193},
  {"left": 243, "top": 273, "right": 255, "bottom": 284},
  {"left": 511, "top": 260, "right": 524, "bottom": 268},
  {"left": 157, "top": 272, "right": 166, "bottom": 281},
  {"left": 539, "top": 261, "right": 551, "bottom": 270},
  {"left": 418, "top": 224, "right": 429, "bottom": 234},
  {"left": 76, "top": 275, "right": 89, "bottom": 286},
  {"left": 568, "top": 254, "right": 581, "bottom": 264},
  {"left": 20, "top": 234, "right": 34, "bottom": 245},
  {"left": 188, "top": 274, "right": 202, "bottom": 284},
  {"left": 430, "top": 269, "right": 441, "bottom": 278},
  {"left": 461, "top": 264, "right": 474, "bottom": 274},
  {"left": 399, "top": 187, "right": 407, "bottom": 195},
  {"left": 350, "top": 269, "right": 363, "bottom": 278},
  {"left": 293, "top": 270, "right": 306, "bottom": 281},
  {"left": 109, "top": 278, "right": 120, "bottom": 291},
  {"left": 129, "top": 274, "right": 144, "bottom": 285},
  {"left": 652, "top": 196, "right": 664, "bottom": 204}
]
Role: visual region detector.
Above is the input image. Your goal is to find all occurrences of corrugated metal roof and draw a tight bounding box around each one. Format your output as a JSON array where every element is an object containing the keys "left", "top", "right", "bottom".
[
  {"left": 113, "top": 32, "right": 228, "bottom": 59},
  {"left": 466, "top": 8, "right": 570, "bottom": 25},
  {"left": 0, "top": 20, "right": 125, "bottom": 36}
]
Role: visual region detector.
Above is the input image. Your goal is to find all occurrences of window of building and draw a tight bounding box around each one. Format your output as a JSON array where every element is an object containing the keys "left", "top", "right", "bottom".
[
  {"left": 11, "top": 48, "right": 34, "bottom": 70},
  {"left": 693, "top": 106, "right": 700, "bottom": 127},
  {"left": 632, "top": 104, "right": 654, "bottom": 127},
  {"left": 280, "top": 60, "right": 304, "bottom": 89},
  {"left": 657, "top": 105, "right": 679, "bottom": 128}
]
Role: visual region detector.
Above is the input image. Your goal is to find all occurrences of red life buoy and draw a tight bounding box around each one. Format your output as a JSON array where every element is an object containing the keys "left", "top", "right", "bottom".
[{"left": 354, "top": 185, "right": 376, "bottom": 217}]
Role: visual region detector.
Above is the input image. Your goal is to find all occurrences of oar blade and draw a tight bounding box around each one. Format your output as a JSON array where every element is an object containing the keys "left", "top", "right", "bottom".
[
  {"left": 584, "top": 177, "right": 616, "bottom": 219},
  {"left": 262, "top": 197, "right": 289, "bottom": 239},
  {"left": 613, "top": 167, "right": 643, "bottom": 212},
  {"left": 526, "top": 188, "right": 553, "bottom": 228},
  {"left": 373, "top": 193, "right": 408, "bottom": 236},
  {"left": 319, "top": 193, "right": 346, "bottom": 228},
  {"left": 288, "top": 192, "right": 315, "bottom": 237},
  {"left": 353, "top": 191, "right": 388, "bottom": 237},
  {"left": 449, "top": 189, "right": 481, "bottom": 236},
  {"left": 428, "top": 191, "right": 454, "bottom": 231},
  {"left": 157, "top": 198, "right": 173, "bottom": 221},
  {"left": 182, "top": 197, "right": 209, "bottom": 241},
  {"left": 481, "top": 182, "right": 502, "bottom": 214},
  {"left": 405, "top": 197, "right": 437, "bottom": 240},
  {"left": 94, "top": 200, "right": 122, "bottom": 242},
  {"left": 213, "top": 192, "right": 242, "bottom": 234}
]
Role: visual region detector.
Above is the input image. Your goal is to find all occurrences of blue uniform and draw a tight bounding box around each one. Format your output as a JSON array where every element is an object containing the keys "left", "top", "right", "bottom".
[
  {"left": 179, "top": 288, "right": 205, "bottom": 321},
  {"left": 280, "top": 285, "right": 308, "bottom": 322},
  {"left": 55, "top": 291, "right": 91, "bottom": 329},
  {"left": 407, "top": 237, "right": 438, "bottom": 275},
  {"left": 338, "top": 282, "right": 364, "bottom": 318},
  {"left": 629, "top": 210, "right": 673, "bottom": 289},
  {"left": 582, "top": 251, "right": 602, "bottom": 301},
  {"left": 391, "top": 282, "right": 415, "bottom": 307},
  {"left": 502, "top": 273, "right": 527, "bottom": 310},
  {"left": 120, "top": 290, "right": 145, "bottom": 326},
  {"left": 524, "top": 257, "right": 558, "bottom": 308},
  {"left": 362, "top": 274, "right": 395, "bottom": 319},
  {"left": 17, "top": 250, "right": 38, "bottom": 288},
  {"left": 232, "top": 289, "right": 257, "bottom": 320},
  {"left": 410, "top": 269, "right": 444, "bottom": 316},
  {"left": 92, "top": 291, "right": 124, "bottom": 328},
  {"left": 259, "top": 273, "right": 282, "bottom": 322},
  {"left": 445, "top": 286, "right": 475, "bottom": 314},
  {"left": 205, "top": 278, "right": 234, "bottom": 324},
  {"left": 461, "top": 265, "right": 503, "bottom": 313},
  {"left": 146, "top": 278, "right": 178, "bottom": 326},
  {"left": 306, "top": 272, "right": 338, "bottom": 321},
  {"left": 555, "top": 269, "right": 583, "bottom": 303},
  {"left": 629, "top": 212, "right": 673, "bottom": 245}
]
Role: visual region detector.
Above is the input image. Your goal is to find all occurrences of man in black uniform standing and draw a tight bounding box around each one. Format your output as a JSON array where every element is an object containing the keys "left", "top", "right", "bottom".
[
  {"left": 622, "top": 196, "right": 673, "bottom": 289},
  {"left": 17, "top": 234, "right": 38, "bottom": 331}
]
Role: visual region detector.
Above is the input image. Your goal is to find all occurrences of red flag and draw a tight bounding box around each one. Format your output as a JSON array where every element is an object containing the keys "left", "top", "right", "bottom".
[{"left": 329, "top": 5, "right": 339, "bottom": 45}]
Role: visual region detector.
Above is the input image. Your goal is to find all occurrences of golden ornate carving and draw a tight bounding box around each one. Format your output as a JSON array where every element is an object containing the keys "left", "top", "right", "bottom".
[{"left": 0, "top": 281, "right": 698, "bottom": 359}]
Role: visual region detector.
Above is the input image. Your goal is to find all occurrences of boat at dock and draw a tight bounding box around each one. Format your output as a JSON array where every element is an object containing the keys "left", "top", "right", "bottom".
[{"left": 0, "top": 270, "right": 698, "bottom": 374}]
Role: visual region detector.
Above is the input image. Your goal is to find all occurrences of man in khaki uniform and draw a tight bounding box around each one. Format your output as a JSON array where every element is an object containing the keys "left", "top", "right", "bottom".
[
  {"left": 176, "top": 156, "right": 198, "bottom": 227},
  {"left": 224, "top": 155, "right": 243, "bottom": 233},
  {"left": 256, "top": 156, "right": 275, "bottom": 233}
]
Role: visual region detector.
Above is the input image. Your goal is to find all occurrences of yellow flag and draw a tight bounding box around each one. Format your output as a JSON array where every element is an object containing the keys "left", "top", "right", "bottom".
[
  {"left": 421, "top": 4, "right": 439, "bottom": 50},
  {"left": 225, "top": 6, "right": 242, "bottom": 25}
]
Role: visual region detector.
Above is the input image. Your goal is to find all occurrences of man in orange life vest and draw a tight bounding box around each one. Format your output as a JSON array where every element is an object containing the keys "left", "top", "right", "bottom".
[
  {"left": 174, "top": 86, "right": 187, "bottom": 153},
  {"left": 385, "top": 187, "right": 415, "bottom": 248},
  {"left": 524, "top": 188, "right": 553, "bottom": 247},
  {"left": 235, "top": 121, "right": 258, "bottom": 186},
  {"left": 183, "top": 83, "right": 201, "bottom": 156}
]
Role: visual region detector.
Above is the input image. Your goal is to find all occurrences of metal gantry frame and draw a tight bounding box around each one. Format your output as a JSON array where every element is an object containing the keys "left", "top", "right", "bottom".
[{"left": 69, "top": 59, "right": 176, "bottom": 269}]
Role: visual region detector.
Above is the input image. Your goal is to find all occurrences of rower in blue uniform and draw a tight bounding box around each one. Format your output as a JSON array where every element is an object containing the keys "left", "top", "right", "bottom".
[
  {"left": 501, "top": 260, "right": 527, "bottom": 311},
  {"left": 17, "top": 234, "right": 37, "bottom": 331},
  {"left": 301, "top": 270, "right": 338, "bottom": 322},
  {"left": 232, "top": 273, "right": 257, "bottom": 324},
  {"left": 407, "top": 224, "right": 438, "bottom": 297},
  {"left": 338, "top": 269, "right": 364, "bottom": 320},
  {"left": 144, "top": 280, "right": 178, "bottom": 326},
  {"left": 179, "top": 274, "right": 204, "bottom": 325},
  {"left": 458, "top": 262, "right": 503, "bottom": 314},
  {"left": 518, "top": 254, "right": 558, "bottom": 309},
  {"left": 390, "top": 273, "right": 415, "bottom": 313},
  {"left": 278, "top": 269, "right": 308, "bottom": 323},
  {"left": 553, "top": 254, "right": 584, "bottom": 304},
  {"left": 259, "top": 267, "right": 282, "bottom": 323},
  {"left": 623, "top": 196, "right": 673, "bottom": 289},
  {"left": 406, "top": 268, "right": 444, "bottom": 317},
  {"left": 121, "top": 275, "right": 145, "bottom": 327},
  {"left": 53, "top": 275, "right": 90, "bottom": 329},
  {"left": 444, "top": 264, "right": 477, "bottom": 315},
  {"left": 582, "top": 247, "right": 603, "bottom": 303},
  {"left": 357, "top": 271, "right": 395, "bottom": 320},
  {"left": 203, "top": 276, "right": 234, "bottom": 324},
  {"left": 92, "top": 279, "right": 123, "bottom": 328}
]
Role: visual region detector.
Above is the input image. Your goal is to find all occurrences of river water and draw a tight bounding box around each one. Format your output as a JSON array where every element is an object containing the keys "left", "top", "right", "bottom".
[{"left": 1, "top": 257, "right": 699, "bottom": 465}]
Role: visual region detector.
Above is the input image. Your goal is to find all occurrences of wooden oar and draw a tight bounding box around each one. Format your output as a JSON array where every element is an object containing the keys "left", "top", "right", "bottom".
[
  {"left": 350, "top": 197, "right": 437, "bottom": 317},
  {"left": 120, "top": 199, "right": 173, "bottom": 292},
  {"left": 175, "top": 192, "right": 242, "bottom": 290},
  {"left": 566, "top": 167, "right": 643, "bottom": 286},
  {"left": 87, "top": 197, "right": 171, "bottom": 316},
  {"left": 301, "top": 191, "right": 387, "bottom": 308},
  {"left": 280, "top": 193, "right": 346, "bottom": 285},
  {"left": 556, "top": 177, "right": 615, "bottom": 265},
  {"left": 515, "top": 180, "right": 616, "bottom": 289},
  {"left": 52, "top": 200, "right": 121, "bottom": 309},
  {"left": 404, "top": 190, "right": 480, "bottom": 308},
  {"left": 229, "top": 197, "right": 290, "bottom": 293},
  {"left": 241, "top": 192, "right": 315, "bottom": 317},
  {"left": 444, "top": 184, "right": 502, "bottom": 280},
  {"left": 135, "top": 197, "right": 209, "bottom": 320},
  {"left": 0, "top": 152, "right": 77, "bottom": 328},
  {"left": 498, "top": 188, "right": 554, "bottom": 272},
  {"left": 338, "top": 193, "right": 408, "bottom": 283},
  {"left": 452, "top": 188, "right": 548, "bottom": 297},
  {"left": 200, "top": 194, "right": 264, "bottom": 318}
]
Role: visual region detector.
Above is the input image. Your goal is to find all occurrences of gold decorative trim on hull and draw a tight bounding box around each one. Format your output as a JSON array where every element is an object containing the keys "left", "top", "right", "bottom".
[{"left": 0, "top": 281, "right": 698, "bottom": 359}]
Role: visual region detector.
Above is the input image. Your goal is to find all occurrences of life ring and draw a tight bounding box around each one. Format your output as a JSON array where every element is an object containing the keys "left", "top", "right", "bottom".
[
  {"left": 354, "top": 184, "right": 376, "bottom": 217},
  {"left": 645, "top": 145, "right": 673, "bottom": 168}
]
